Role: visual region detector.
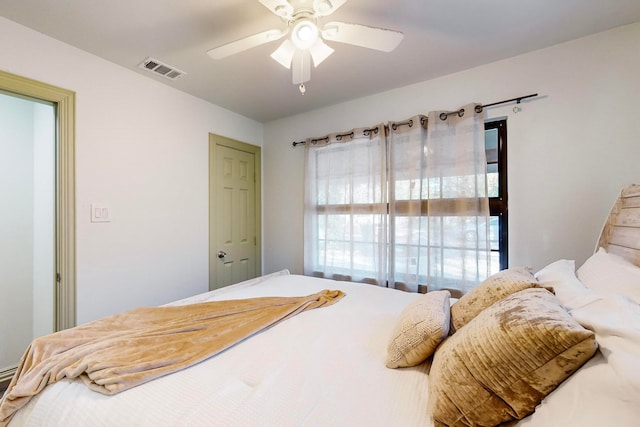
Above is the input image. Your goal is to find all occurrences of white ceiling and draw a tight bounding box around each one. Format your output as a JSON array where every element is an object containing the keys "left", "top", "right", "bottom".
[{"left": 1, "top": 0, "right": 639, "bottom": 123}]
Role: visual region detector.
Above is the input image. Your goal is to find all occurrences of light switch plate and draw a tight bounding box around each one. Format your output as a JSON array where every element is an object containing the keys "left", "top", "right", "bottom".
[{"left": 91, "top": 203, "right": 112, "bottom": 222}]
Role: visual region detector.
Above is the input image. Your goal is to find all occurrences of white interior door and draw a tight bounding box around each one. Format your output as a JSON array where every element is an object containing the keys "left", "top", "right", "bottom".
[{"left": 210, "top": 135, "right": 261, "bottom": 289}]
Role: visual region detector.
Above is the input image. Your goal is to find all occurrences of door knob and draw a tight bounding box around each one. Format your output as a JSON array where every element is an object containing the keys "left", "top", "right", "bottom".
[{"left": 217, "top": 250, "right": 227, "bottom": 259}]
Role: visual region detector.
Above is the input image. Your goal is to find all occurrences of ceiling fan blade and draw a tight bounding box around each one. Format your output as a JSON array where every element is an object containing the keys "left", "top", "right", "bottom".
[
  {"left": 207, "top": 29, "right": 287, "bottom": 59},
  {"left": 271, "top": 39, "right": 296, "bottom": 69},
  {"left": 321, "top": 21, "right": 404, "bottom": 52},
  {"left": 313, "top": 0, "right": 347, "bottom": 17},
  {"left": 309, "top": 38, "right": 334, "bottom": 67},
  {"left": 258, "top": 0, "right": 294, "bottom": 19},
  {"left": 291, "top": 51, "right": 311, "bottom": 84}
]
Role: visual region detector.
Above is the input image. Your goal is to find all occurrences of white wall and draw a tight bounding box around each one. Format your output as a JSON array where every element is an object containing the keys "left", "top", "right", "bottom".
[
  {"left": 263, "top": 23, "right": 640, "bottom": 275},
  {"left": 0, "top": 16, "right": 264, "bottom": 324}
]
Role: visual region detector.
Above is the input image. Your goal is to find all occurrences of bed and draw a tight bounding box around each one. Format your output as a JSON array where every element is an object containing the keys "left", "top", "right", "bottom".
[{"left": 2, "top": 184, "right": 640, "bottom": 426}]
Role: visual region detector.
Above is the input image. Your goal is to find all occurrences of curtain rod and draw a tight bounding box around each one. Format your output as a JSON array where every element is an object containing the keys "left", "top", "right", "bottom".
[
  {"left": 292, "top": 93, "right": 538, "bottom": 147},
  {"left": 438, "top": 93, "right": 538, "bottom": 120}
]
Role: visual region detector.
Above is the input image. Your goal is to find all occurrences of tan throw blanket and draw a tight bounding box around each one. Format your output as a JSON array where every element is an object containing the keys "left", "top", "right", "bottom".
[{"left": 0, "top": 289, "right": 345, "bottom": 426}]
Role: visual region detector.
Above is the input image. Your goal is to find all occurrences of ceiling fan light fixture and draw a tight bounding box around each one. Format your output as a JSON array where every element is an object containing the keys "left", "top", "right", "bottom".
[
  {"left": 271, "top": 39, "right": 296, "bottom": 68},
  {"left": 291, "top": 19, "right": 319, "bottom": 50},
  {"left": 210, "top": 0, "right": 404, "bottom": 95},
  {"left": 309, "top": 39, "right": 334, "bottom": 66}
]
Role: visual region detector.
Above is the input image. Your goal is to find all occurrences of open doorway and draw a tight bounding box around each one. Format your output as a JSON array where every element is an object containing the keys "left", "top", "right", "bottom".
[
  {"left": 0, "top": 70, "right": 75, "bottom": 384},
  {"left": 0, "top": 92, "right": 55, "bottom": 368}
]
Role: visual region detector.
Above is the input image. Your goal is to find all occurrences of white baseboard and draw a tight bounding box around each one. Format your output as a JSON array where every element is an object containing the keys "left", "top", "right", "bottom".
[{"left": 0, "top": 365, "right": 17, "bottom": 383}]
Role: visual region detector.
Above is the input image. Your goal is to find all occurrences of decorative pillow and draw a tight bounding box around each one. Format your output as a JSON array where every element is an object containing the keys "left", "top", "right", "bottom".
[
  {"left": 577, "top": 247, "right": 640, "bottom": 304},
  {"left": 428, "top": 288, "right": 597, "bottom": 427},
  {"left": 450, "top": 266, "right": 543, "bottom": 332},
  {"left": 535, "top": 259, "right": 591, "bottom": 308},
  {"left": 385, "top": 290, "right": 450, "bottom": 368}
]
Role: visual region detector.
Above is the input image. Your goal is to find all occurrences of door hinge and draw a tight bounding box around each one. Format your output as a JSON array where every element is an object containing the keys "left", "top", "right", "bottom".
[{"left": 56, "top": 273, "right": 61, "bottom": 283}]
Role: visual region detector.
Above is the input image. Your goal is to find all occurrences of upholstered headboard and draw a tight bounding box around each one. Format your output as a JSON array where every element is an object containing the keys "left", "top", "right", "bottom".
[{"left": 597, "top": 184, "right": 640, "bottom": 267}]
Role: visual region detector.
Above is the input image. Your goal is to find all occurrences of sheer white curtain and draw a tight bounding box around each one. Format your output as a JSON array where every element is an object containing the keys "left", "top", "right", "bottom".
[
  {"left": 304, "top": 104, "right": 490, "bottom": 295},
  {"left": 387, "top": 115, "right": 428, "bottom": 292},
  {"left": 303, "top": 125, "right": 388, "bottom": 285},
  {"left": 388, "top": 105, "right": 490, "bottom": 294}
]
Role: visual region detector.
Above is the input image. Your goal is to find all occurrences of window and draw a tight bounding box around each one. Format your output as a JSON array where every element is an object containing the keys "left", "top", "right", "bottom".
[
  {"left": 305, "top": 118, "right": 508, "bottom": 293},
  {"left": 306, "top": 136, "right": 388, "bottom": 285},
  {"left": 389, "top": 120, "right": 508, "bottom": 292},
  {"left": 485, "top": 120, "right": 508, "bottom": 271}
]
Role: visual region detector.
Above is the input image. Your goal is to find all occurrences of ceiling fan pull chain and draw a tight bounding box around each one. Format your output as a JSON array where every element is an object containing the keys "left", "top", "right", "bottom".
[{"left": 299, "top": 53, "right": 307, "bottom": 95}]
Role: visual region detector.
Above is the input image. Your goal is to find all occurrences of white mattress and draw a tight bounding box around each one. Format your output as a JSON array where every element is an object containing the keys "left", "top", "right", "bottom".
[{"left": 8, "top": 270, "right": 640, "bottom": 426}]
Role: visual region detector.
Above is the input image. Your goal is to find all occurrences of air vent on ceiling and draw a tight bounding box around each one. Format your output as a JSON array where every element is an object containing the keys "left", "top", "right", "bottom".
[{"left": 138, "top": 57, "right": 186, "bottom": 80}]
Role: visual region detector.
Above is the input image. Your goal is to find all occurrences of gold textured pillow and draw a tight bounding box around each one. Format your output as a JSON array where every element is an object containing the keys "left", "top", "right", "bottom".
[
  {"left": 385, "top": 290, "right": 451, "bottom": 368},
  {"left": 450, "top": 266, "right": 542, "bottom": 332},
  {"left": 428, "top": 288, "right": 597, "bottom": 427}
]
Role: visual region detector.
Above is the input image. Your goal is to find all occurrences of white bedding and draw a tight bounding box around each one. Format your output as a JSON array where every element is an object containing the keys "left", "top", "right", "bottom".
[
  {"left": 8, "top": 270, "right": 640, "bottom": 426},
  {"left": 9, "top": 271, "right": 430, "bottom": 427}
]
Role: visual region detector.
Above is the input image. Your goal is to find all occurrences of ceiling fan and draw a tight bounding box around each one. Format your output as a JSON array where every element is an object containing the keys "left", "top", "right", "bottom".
[{"left": 207, "top": 0, "right": 404, "bottom": 94}]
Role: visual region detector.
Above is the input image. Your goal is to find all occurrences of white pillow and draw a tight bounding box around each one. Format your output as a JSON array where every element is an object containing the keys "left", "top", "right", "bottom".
[
  {"left": 535, "top": 259, "right": 591, "bottom": 309},
  {"left": 577, "top": 248, "right": 640, "bottom": 304},
  {"left": 569, "top": 292, "right": 640, "bottom": 399}
]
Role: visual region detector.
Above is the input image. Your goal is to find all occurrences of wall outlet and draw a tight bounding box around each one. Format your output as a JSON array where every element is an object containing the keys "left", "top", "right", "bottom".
[{"left": 91, "top": 203, "right": 112, "bottom": 222}]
